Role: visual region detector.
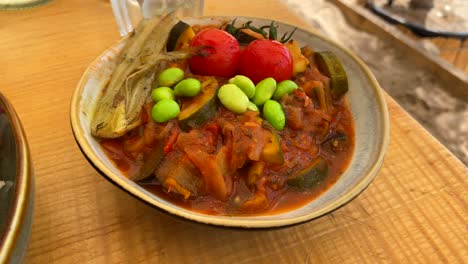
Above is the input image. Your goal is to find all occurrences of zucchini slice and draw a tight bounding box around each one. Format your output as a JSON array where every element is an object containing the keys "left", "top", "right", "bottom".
[
  {"left": 167, "top": 21, "right": 195, "bottom": 51},
  {"left": 260, "top": 126, "right": 284, "bottom": 165},
  {"left": 315, "top": 51, "right": 348, "bottom": 97},
  {"left": 287, "top": 158, "right": 328, "bottom": 189},
  {"left": 178, "top": 78, "right": 219, "bottom": 130}
]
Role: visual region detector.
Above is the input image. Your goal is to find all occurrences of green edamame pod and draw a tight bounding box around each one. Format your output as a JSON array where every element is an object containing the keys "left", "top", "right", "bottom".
[
  {"left": 252, "top": 77, "right": 277, "bottom": 106},
  {"left": 151, "top": 99, "right": 180, "bottom": 123},
  {"left": 263, "top": 100, "right": 285, "bottom": 130},
  {"left": 157, "top": 67, "right": 185, "bottom": 87},
  {"left": 247, "top": 101, "right": 259, "bottom": 112},
  {"left": 151, "top": 87, "right": 175, "bottom": 102},
  {"left": 228, "top": 75, "right": 256, "bottom": 98},
  {"left": 272, "top": 80, "right": 298, "bottom": 100},
  {"left": 174, "top": 78, "right": 201, "bottom": 97},
  {"left": 218, "top": 84, "right": 249, "bottom": 114}
]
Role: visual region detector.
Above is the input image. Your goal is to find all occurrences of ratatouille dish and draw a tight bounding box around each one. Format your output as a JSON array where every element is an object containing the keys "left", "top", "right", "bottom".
[{"left": 90, "top": 14, "right": 354, "bottom": 215}]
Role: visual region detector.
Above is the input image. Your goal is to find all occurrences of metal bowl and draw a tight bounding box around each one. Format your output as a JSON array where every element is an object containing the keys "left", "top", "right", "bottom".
[{"left": 0, "top": 92, "right": 34, "bottom": 262}]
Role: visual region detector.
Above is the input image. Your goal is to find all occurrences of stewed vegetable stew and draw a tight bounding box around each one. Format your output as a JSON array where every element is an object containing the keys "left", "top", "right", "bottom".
[{"left": 92, "top": 15, "right": 354, "bottom": 215}]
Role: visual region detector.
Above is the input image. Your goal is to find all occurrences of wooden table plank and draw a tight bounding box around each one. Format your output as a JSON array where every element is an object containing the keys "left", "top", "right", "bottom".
[
  {"left": 431, "top": 37, "right": 462, "bottom": 65},
  {"left": 0, "top": 0, "right": 466, "bottom": 263},
  {"left": 454, "top": 39, "right": 468, "bottom": 73}
]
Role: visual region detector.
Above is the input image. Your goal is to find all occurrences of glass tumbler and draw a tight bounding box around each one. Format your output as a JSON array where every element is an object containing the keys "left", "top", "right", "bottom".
[{"left": 110, "top": 0, "right": 204, "bottom": 36}]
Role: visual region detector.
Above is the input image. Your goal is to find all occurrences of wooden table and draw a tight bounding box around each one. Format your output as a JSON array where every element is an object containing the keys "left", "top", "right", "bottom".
[{"left": 1, "top": 0, "right": 467, "bottom": 263}]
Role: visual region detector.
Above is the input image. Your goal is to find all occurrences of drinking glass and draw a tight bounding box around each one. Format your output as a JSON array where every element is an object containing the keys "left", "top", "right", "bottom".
[{"left": 110, "top": 0, "right": 204, "bottom": 36}]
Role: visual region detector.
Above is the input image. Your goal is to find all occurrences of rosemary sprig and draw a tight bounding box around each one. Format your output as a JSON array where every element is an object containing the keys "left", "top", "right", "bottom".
[
  {"left": 225, "top": 19, "right": 296, "bottom": 44},
  {"left": 280, "top": 27, "right": 297, "bottom": 43}
]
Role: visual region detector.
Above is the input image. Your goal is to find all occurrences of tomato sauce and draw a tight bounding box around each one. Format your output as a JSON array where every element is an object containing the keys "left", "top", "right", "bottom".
[
  {"left": 101, "top": 93, "right": 354, "bottom": 216},
  {"left": 99, "top": 46, "right": 355, "bottom": 216}
]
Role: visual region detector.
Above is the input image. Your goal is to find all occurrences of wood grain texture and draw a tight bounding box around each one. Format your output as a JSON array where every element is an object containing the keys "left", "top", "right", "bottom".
[
  {"left": 0, "top": 0, "right": 466, "bottom": 263},
  {"left": 453, "top": 39, "right": 467, "bottom": 73},
  {"left": 416, "top": 36, "right": 467, "bottom": 73}
]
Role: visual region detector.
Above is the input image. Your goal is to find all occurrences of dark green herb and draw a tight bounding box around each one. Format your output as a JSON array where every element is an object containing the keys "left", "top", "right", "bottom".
[
  {"left": 279, "top": 27, "right": 297, "bottom": 43},
  {"left": 268, "top": 21, "right": 278, "bottom": 40},
  {"left": 224, "top": 19, "right": 296, "bottom": 44}
]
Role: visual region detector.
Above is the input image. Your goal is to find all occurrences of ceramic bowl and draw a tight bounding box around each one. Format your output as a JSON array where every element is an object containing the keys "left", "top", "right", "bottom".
[
  {"left": 0, "top": 92, "right": 34, "bottom": 262},
  {"left": 70, "top": 17, "right": 389, "bottom": 228}
]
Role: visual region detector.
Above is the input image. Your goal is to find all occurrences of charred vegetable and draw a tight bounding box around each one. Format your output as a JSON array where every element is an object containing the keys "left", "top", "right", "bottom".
[
  {"left": 287, "top": 158, "right": 328, "bottom": 189},
  {"left": 90, "top": 13, "right": 190, "bottom": 138}
]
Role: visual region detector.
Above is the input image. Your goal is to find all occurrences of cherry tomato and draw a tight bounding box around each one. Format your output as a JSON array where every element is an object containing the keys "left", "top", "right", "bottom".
[
  {"left": 239, "top": 39, "right": 293, "bottom": 83},
  {"left": 189, "top": 28, "right": 240, "bottom": 78}
]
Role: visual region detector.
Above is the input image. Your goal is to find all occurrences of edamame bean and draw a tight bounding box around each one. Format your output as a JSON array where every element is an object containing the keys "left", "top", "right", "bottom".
[
  {"left": 218, "top": 84, "right": 249, "bottom": 114},
  {"left": 157, "top": 67, "right": 184, "bottom": 87},
  {"left": 229, "top": 75, "right": 256, "bottom": 99},
  {"left": 252, "top": 77, "right": 277, "bottom": 106},
  {"left": 174, "top": 78, "right": 201, "bottom": 97},
  {"left": 247, "top": 101, "right": 259, "bottom": 112},
  {"left": 151, "top": 99, "right": 180, "bottom": 123},
  {"left": 151, "top": 87, "right": 174, "bottom": 102},
  {"left": 263, "top": 100, "right": 285, "bottom": 130},
  {"left": 272, "top": 80, "right": 298, "bottom": 100}
]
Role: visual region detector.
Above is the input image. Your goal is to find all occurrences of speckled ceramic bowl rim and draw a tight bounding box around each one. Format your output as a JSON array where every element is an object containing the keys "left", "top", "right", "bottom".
[
  {"left": 0, "top": 92, "right": 33, "bottom": 261},
  {"left": 70, "top": 16, "right": 390, "bottom": 228}
]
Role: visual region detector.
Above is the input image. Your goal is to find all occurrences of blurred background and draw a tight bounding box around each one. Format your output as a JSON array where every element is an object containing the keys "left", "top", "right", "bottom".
[{"left": 282, "top": 0, "right": 467, "bottom": 165}]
